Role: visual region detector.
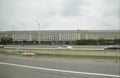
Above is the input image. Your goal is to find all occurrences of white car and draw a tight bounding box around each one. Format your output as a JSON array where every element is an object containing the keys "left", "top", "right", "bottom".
[
  {"left": 58, "top": 45, "right": 72, "bottom": 49},
  {"left": 0, "top": 45, "right": 4, "bottom": 48}
]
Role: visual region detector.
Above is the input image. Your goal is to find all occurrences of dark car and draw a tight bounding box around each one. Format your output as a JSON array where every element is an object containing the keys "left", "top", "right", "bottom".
[{"left": 104, "top": 45, "right": 120, "bottom": 50}]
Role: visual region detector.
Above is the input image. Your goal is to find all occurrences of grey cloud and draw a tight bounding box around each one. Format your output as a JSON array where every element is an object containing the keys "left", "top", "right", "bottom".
[
  {"left": 60, "top": 0, "right": 85, "bottom": 16},
  {"left": 103, "top": 0, "right": 120, "bottom": 17},
  {"left": 0, "top": 0, "right": 57, "bottom": 31},
  {"left": 0, "top": 0, "right": 57, "bottom": 19},
  {"left": 0, "top": 0, "right": 119, "bottom": 31}
]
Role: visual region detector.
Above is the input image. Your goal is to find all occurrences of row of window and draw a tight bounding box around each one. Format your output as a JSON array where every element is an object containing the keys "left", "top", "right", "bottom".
[
  {"left": 12, "top": 33, "right": 81, "bottom": 41},
  {"left": 0, "top": 31, "right": 119, "bottom": 41}
]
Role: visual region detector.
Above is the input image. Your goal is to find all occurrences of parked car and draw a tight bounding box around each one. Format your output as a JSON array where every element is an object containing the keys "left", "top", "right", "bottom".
[
  {"left": 58, "top": 45, "right": 72, "bottom": 49},
  {"left": 104, "top": 45, "right": 120, "bottom": 50},
  {"left": 0, "top": 45, "right": 4, "bottom": 48}
]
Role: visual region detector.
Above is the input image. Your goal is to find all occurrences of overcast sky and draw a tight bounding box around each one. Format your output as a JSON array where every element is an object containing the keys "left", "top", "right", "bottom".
[{"left": 0, "top": 0, "right": 120, "bottom": 31}]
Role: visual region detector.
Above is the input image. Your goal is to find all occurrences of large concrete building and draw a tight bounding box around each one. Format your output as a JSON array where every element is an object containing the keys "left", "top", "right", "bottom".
[{"left": 0, "top": 30, "right": 120, "bottom": 44}]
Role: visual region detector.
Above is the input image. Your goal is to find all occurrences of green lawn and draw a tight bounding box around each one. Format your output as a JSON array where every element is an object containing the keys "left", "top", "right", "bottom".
[
  {"left": 31, "top": 49, "right": 120, "bottom": 57},
  {"left": 5, "top": 45, "right": 107, "bottom": 49},
  {"left": 1, "top": 45, "right": 120, "bottom": 57}
]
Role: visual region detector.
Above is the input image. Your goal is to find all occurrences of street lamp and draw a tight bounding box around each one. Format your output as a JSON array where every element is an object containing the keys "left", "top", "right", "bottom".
[
  {"left": 35, "top": 20, "right": 40, "bottom": 31},
  {"left": 35, "top": 20, "right": 40, "bottom": 45}
]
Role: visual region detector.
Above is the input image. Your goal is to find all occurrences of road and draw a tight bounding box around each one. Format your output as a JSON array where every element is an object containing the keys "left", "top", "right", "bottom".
[{"left": 0, "top": 55, "right": 120, "bottom": 78}]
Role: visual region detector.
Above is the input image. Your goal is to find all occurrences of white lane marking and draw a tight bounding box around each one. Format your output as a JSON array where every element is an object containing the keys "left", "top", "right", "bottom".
[{"left": 0, "top": 62, "right": 120, "bottom": 78}]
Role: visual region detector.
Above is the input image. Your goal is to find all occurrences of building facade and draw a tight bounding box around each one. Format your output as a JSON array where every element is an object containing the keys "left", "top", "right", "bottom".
[{"left": 0, "top": 30, "right": 120, "bottom": 44}]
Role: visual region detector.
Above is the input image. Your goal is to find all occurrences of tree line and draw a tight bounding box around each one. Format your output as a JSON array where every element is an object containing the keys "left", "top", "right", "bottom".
[{"left": 75, "top": 39, "right": 120, "bottom": 45}]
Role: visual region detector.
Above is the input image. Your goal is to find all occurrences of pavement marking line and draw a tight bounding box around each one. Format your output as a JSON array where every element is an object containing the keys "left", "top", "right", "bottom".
[{"left": 0, "top": 62, "right": 120, "bottom": 78}]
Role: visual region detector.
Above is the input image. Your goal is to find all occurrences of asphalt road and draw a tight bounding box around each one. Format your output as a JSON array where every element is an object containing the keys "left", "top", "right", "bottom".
[{"left": 0, "top": 55, "right": 120, "bottom": 78}]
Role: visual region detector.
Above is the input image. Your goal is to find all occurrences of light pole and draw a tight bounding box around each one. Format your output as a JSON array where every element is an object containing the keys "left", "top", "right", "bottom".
[
  {"left": 35, "top": 20, "right": 40, "bottom": 31},
  {"left": 35, "top": 20, "right": 40, "bottom": 45}
]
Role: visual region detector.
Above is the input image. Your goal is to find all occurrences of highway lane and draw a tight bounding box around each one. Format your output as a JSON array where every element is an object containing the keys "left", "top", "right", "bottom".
[{"left": 0, "top": 55, "right": 120, "bottom": 78}]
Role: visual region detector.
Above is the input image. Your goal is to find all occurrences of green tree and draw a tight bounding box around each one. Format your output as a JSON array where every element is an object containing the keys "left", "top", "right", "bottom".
[
  {"left": 76, "top": 39, "right": 97, "bottom": 45},
  {"left": 115, "top": 39, "right": 120, "bottom": 45},
  {"left": 97, "top": 38, "right": 105, "bottom": 45},
  {"left": 1, "top": 37, "right": 13, "bottom": 44}
]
